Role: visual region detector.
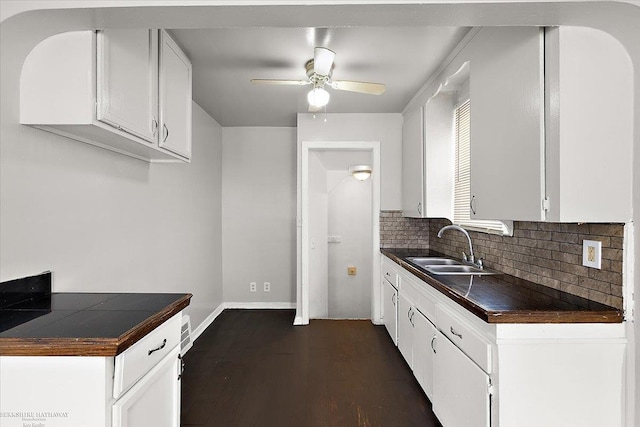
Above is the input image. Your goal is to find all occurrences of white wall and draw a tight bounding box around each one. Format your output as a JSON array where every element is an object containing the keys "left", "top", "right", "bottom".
[
  {"left": 297, "top": 113, "right": 402, "bottom": 211},
  {"left": 0, "top": 99, "right": 224, "bottom": 330},
  {"left": 327, "top": 170, "right": 372, "bottom": 319},
  {"left": 221, "top": 127, "right": 297, "bottom": 304}
]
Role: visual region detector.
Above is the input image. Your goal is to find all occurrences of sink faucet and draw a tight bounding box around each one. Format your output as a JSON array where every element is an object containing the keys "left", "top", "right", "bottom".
[{"left": 437, "top": 225, "right": 482, "bottom": 268}]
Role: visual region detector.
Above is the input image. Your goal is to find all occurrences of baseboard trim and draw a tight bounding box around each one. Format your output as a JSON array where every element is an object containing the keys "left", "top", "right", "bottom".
[
  {"left": 190, "top": 303, "right": 224, "bottom": 343},
  {"left": 223, "top": 302, "right": 296, "bottom": 310}
]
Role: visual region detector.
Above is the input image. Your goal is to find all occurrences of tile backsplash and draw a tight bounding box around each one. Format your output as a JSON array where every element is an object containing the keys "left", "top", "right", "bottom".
[{"left": 380, "top": 210, "right": 624, "bottom": 309}]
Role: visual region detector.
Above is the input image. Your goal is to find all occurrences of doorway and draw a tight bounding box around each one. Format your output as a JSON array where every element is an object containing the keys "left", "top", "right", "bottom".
[{"left": 297, "top": 141, "right": 381, "bottom": 325}]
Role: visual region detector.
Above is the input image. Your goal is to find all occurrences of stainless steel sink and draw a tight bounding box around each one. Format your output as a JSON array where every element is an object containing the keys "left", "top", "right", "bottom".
[
  {"left": 424, "top": 264, "right": 499, "bottom": 276},
  {"left": 405, "top": 257, "right": 462, "bottom": 267}
]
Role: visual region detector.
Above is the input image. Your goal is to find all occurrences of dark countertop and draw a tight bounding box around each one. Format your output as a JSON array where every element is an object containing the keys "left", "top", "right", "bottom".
[
  {"left": 0, "top": 292, "right": 191, "bottom": 356},
  {"left": 381, "top": 248, "right": 623, "bottom": 324}
]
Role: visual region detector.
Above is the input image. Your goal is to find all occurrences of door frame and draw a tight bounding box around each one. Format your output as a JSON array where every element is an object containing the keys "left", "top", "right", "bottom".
[{"left": 296, "top": 140, "right": 381, "bottom": 325}]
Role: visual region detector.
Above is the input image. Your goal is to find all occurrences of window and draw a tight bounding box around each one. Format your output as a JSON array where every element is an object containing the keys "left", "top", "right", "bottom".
[{"left": 453, "top": 99, "right": 512, "bottom": 236}]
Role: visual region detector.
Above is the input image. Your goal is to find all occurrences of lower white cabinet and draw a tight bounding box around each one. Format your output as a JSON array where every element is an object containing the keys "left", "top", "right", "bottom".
[
  {"left": 397, "top": 290, "right": 437, "bottom": 400},
  {"left": 0, "top": 313, "right": 184, "bottom": 427},
  {"left": 433, "top": 329, "right": 491, "bottom": 427},
  {"left": 382, "top": 278, "right": 398, "bottom": 345},
  {"left": 382, "top": 255, "right": 626, "bottom": 427},
  {"left": 113, "top": 346, "right": 181, "bottom": 427},
  {"left": 411, "top": 309, "right": 436, "bottom": 400},
  {"left": 397, "top": 292, "right": 414, "bottom": 365}
]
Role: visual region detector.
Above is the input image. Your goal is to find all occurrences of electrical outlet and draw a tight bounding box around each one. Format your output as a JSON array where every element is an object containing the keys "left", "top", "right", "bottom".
[
  {"left": 348, "top": 266, "right": 357, "bottom": 276},
  {"left": 582, "top": 240, "right": 602, "bottom": 269},
  {"left": 328, "top": 236, "right": 342, "bottom": 243},
  {"left": 250, "top": 282, "right": 257, "bottom": 292},
  {"left": 264, "top": 282, "right": 271, "bottom": 292}
]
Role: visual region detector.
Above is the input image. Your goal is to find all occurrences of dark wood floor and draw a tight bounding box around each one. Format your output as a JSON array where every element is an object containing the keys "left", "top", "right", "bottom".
[{"left": 181, "top": 309, "right": 442, "bottom": 427}]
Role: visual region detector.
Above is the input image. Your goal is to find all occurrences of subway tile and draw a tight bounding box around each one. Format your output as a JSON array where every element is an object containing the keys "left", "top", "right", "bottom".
[
  {"left": 577, "top": 277, "right": 611, "bottom": 294},
  {"left": 551, "top": 232, "right": 579, "bottom": 244},
  {"left": 589, "top": 223, "right": 624, "bottom": 237},
  {"left": 381, "top": 214, "right": 624, "bottom": 308}
]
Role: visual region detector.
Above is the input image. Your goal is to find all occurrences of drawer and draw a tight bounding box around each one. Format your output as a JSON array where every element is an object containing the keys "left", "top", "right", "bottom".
[
  {"left": 113, "top": 313, "right": 181, "bottom": 399},
  {"left": 401, "top": 273, "right": 436, "bottom": 324},
  {"left": 436, "top": 304, "right": 492, "bottom": 373},
  {"left": 382, "top": 258, "right": 399, "bottom": 288}
]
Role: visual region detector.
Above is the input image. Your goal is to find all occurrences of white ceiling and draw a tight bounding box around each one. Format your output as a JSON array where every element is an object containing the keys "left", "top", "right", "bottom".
[{"left": 170, "top": 26, "right": 470, "bottom": 127}]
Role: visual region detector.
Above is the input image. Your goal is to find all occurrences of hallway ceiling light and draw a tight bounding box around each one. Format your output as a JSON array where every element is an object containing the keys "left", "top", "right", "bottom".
[{"left": 349, "top": 165, "right": 372, "bottom": 181}]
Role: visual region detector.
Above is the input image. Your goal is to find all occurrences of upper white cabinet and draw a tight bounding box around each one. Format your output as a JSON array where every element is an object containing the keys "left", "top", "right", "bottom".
[
  {"left": 544, "top": 26, "right": 633, "bottom": 222},
  {"left": 20, "top": 30, "right": 192, "bottom": 163},
  {"left": 159, "top": 30, "right": 193, "bottom": 159},
  {"left": 469, "top": 27, "right": 545, "bottom": 221},
  {"left": 401, "top": 106, "right": 425, "bottom": 217},
  {"left": 97, "top": 29, "right": 159, "bottom": 144},
  {"left": 401, "top": 99, "right": 454, "bottom": 219}
]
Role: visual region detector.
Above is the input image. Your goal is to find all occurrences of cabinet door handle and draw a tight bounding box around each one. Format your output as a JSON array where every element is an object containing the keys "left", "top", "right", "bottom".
[
  {"left": 148, "top": 338, "right": 167, "bottom": 355},
  {"left": 470, "top": 195, "right": 476, "bottom": 215},
  {"left": 407, "top": 307, "right": 412, "bottom": 320},
  {"left": 152, "top": 118, "right": 158, "bottom": 136},
  {"left": 163, "top": 123, "right": 169, "bottom": 142},
  {"left": 450, "top": 326, "right": 462, "bottom": 339},
  {"left": 431, "top": 336, "right": 436, "bottom": 354},
  {"left": 391, "top": 293, "right": 396, "bottom": 306},
  {"left": 417, "top": 202, "right": 422, "bottom": 215}
]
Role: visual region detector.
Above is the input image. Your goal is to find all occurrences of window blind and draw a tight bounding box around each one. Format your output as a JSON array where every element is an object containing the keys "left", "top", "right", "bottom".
[
  {"left": 454, "top": 99, "right": 471, "bottom": 224},
  {"left": 453, "top": 99, "right": 511, "bottom": 236}
]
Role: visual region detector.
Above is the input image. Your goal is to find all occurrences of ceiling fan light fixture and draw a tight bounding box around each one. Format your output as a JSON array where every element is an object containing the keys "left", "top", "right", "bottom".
[
  {"left": 307, "top": 86, "right": 330, "bottom": 108},
  {"left": 349, "top": 165, "right": 372, "bottom": 181}
]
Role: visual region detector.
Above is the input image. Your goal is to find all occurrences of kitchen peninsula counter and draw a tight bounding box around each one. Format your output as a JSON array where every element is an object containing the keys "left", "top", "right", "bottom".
[
  {"left": 381, "top": 248, "right": 623, "bottom": 324},
  {"left": 0, "top": 290, "right": 191, "bottom": 356}
]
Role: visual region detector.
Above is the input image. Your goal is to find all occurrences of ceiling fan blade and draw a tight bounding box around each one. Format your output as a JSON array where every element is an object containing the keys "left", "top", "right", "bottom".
[
  {"left": 250, "top": 79, "right": 311, "bottom": 86},
  {"left": 330, "top": 80, "right": 386, "bottom": 95},
  {"left": 313, "top": 47, "right": 335, "bottom": 76}
]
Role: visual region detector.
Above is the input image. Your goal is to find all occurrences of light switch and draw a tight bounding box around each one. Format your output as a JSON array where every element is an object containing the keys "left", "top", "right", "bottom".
[{"left": 582, "top": 240, "right": 602, "bottom": 269}]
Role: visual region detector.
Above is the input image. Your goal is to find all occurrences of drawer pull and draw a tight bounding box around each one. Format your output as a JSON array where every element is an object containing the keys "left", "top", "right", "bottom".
[
  {"left": 148, "top": 338, "right": 167, "bottom": 356},
  {"left": 450, "top": 326, "right": 462, "bottom": 339}
]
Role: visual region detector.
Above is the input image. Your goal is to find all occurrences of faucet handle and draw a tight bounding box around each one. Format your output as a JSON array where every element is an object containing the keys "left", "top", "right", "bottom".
[
  {"left": 477, "top": 258, "right": 484, "bottom": 270},
  {"left": 462, "top": 251, "right": 468, "bottom": 262}
]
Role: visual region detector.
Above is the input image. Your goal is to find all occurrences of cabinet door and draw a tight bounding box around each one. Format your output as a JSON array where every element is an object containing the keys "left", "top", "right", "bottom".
[
  {"left": 401, "top": 106, "right": 425, "bottom": 218},
  {"left": 382, "top": 279, "right": 398, "bottom": 345},
  {"left": 97, "top": 29, "right": 158, "bottom": 143},
  {"left": 433, "top": 330, "right": 491, "bottom": 427},
  {"left": 470, "top": 27, "right": 544, "bottom": 221},
  {"left": 397, "top": 293, "right": 413, "bottom": 367},
  {"left": 113, "top": 347, "right": 181, "bottom": 427},
  {"left": 412, "top": 310, "right": 436, "bottom": 400},
  {"left": 159, "top": 30, "right": 192, "bottom": 159}
]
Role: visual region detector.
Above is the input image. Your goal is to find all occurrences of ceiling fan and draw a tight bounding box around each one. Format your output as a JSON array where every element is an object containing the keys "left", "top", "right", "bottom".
[{"left": 250, "top": 47, "right": 386, "bottom": 112}]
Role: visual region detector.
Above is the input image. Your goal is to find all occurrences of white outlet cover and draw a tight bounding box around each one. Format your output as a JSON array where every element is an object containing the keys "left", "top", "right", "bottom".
[
  {"left": 582, "top": 240, "right": 602, "bottom": 269},
  {"left": 328, "top": 236, "right": 342, "bottom": 243}
]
